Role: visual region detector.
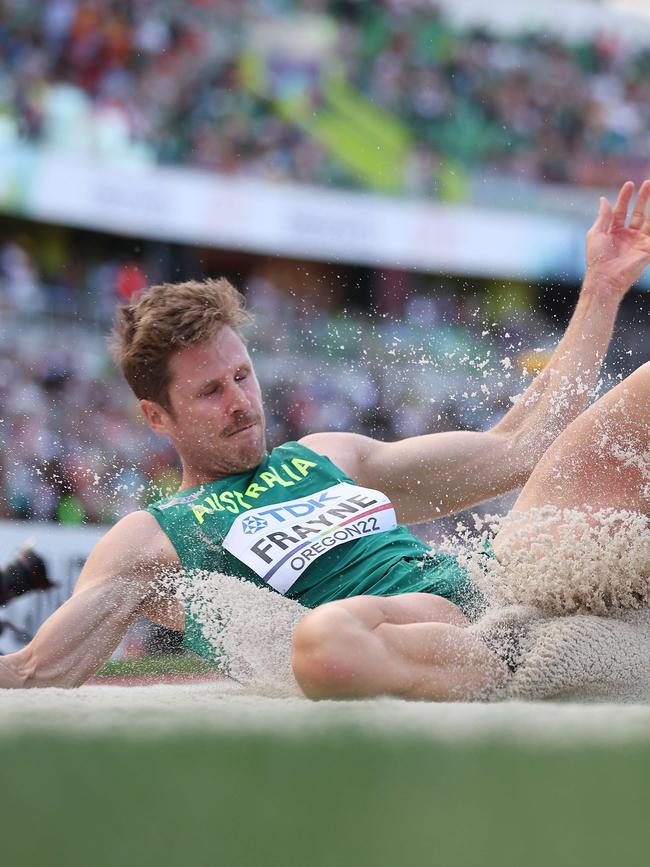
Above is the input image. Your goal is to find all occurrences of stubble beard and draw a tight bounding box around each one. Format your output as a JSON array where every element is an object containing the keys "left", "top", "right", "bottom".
[{"left": 212, "top": 427, "right": 267, "bottom": 478}]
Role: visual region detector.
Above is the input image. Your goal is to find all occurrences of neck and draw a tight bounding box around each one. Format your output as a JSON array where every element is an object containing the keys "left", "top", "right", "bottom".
[
  {"left": 178, "top": 457, "right": 263, "bottom": 490},
  {"left": 179, "top": 467, "right": 230, "bottom": 490}
]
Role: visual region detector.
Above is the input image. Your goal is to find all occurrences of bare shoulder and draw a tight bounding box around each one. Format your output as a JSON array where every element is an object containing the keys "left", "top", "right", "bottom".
[
  {"left": 299, "top": 432, "right": 382, "bottom": 482},
  {"left": 77, "top": 510, "right": 180, "bottom": 590}
]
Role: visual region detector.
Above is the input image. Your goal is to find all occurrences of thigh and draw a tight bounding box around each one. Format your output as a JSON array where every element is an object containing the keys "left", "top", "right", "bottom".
[
  {"left": 324, "top": 592, "right": 469, "bottom": 629},
  {"left": 512, "top": 361, "right": 650, "bottom": 514}
]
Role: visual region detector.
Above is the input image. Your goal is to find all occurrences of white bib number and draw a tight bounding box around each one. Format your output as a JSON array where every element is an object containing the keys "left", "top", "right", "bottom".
[{"left": 222, "top": 482, "right": 396, "bottom": 594}]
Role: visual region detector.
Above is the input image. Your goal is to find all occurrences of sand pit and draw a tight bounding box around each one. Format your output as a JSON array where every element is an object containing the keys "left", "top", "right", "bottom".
[{"left": 3, "top": 681, "right": 650, "bottom": 745}]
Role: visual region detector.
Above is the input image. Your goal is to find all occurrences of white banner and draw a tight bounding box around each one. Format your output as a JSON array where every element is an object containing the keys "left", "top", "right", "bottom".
[
  {"left": 0, "top": 144, "right": 590, "bottom": 280},
  {"left": 0, "top": 520, "right": 105, "bottom": 653}
]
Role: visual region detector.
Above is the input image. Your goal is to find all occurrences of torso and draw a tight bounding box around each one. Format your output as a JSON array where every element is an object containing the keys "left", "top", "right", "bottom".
[{"left": 146, "top": 441, "right": 432, "bottom": 609}]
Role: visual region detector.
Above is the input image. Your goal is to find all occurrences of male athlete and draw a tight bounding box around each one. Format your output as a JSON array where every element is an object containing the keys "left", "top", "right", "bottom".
[{"left": 1, "top": 181, "right": 650, "bottom": 700}]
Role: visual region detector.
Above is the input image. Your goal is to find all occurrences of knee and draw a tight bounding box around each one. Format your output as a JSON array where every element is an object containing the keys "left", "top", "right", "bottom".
[
  {"left": 618, "top": 361, "right": 650, "bottom": 401},
  {"left": 291, "top": 604, "right": 368, "bottom": 700}
]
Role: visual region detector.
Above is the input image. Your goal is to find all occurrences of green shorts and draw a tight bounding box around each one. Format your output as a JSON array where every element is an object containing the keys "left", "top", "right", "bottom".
[
  {"left": 383, "top": 551, "right": 487, "bottom": 621},
  {"left": 423, "top": 552, "right": 488, "bottom": 621},
  {"left": 339, "top": 550, "right": 487, "bottom": 621}
]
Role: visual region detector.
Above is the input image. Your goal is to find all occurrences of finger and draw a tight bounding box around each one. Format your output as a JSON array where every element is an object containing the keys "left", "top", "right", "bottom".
[
  {"left": 628, "top": 179, "right": 650, "bottom": 229},
  {"left": 642, "top": 211, "right": 650, "bottom": 235},
  {"left": 611, "top": 181, "right": 635, "bottom": 229},
  {"left": 590, "top": 196, "right": 613, "bottom": 233}
]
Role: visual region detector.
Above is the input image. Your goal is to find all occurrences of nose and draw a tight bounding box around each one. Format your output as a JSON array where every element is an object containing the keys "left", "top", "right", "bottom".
[{"left": 225, "top": 380, "right": 252, "bottom": 416}]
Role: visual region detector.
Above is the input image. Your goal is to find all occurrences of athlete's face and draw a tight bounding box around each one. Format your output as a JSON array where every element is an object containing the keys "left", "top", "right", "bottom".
[{"left": 141, "top": 327, "right": 267, "bottom": 483}]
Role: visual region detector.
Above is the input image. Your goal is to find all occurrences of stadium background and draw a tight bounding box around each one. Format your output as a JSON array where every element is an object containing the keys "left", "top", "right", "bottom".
[{"left": 2, "top": 1, "right": 650, "bottom": 864}]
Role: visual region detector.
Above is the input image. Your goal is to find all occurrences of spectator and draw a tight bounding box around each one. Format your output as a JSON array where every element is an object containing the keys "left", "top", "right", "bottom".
[{"left": 2, "top": 2, "right": 650, "bottom": 194}]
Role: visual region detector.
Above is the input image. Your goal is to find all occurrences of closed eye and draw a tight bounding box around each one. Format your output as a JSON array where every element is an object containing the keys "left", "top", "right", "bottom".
[
  {"left": 199, "top": 366, "right": 251, "bottom": 397},
  {"left": 201, "top": 382, "right": 222, "bottom": 397}
]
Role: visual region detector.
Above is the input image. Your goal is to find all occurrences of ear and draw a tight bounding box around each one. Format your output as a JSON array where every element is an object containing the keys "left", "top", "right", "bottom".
[{"left": 140, "top": 399, "right": 173, "bottom": 436}]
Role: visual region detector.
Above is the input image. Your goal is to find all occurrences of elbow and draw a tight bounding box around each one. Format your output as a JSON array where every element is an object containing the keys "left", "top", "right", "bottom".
[
  {"left": 495, "top": 414, "right": 571, "bottom": 480},
  {"left": 508, "top": 439, "right": 539, "bottom": 486},
  {"left": 6, "top": 648, "right": 85, "bottom": 690},
  {"left": 13, "top": 648, "right": 49, "bottom": 689},
  {"left": 0, "top": 649, "right": 33, "bottom": 689},
  {"left": 493, "top": 429, "right": 540, "bottom": 491}
]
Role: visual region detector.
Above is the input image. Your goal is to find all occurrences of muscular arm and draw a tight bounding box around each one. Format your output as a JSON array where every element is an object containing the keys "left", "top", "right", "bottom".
[
  {"left": 302, "top": 181, "right": 650, "bottom": 524},
  {"left": 0, "top": 511, "right": 180, "bottom": 688}
]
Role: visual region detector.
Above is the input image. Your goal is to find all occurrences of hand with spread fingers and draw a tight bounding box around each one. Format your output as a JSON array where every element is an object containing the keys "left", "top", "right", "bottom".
[{"left": 584, "top": 179, "right": 650, "bottom": 300}]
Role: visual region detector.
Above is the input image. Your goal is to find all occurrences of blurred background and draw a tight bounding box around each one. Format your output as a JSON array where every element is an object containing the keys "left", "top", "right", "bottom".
[{"left": 1, "top": 0, "right": 650, "bottom": 654}]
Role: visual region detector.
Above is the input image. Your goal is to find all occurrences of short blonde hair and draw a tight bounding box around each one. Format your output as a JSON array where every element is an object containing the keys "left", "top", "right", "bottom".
[{"left": 111, "top": 278, "right": 251, "bottom": 409}]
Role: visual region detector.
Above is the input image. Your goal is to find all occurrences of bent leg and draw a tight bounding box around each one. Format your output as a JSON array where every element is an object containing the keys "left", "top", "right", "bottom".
[
  {"left": 511, "top": 361, "right": 650, "bottom": 515},
  {"left": 292, "top": 593, "right": 509, "bottom": 701}
]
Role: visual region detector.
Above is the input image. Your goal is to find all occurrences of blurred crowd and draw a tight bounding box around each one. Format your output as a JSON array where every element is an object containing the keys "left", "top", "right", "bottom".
[
  {"left": 2, "top": 0, "right": 650, "bottom": 193},
  {"left": 0, "top": 228, "right": 594, "bottom": 526}
]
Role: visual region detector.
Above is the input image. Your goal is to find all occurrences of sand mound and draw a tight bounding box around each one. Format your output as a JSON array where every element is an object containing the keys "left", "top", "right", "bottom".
[
  {"left": 164, "top": 570, "right": 305, "bottom": 697},
  {"left": 472, "top": 605, "right": 650, "bottom": 701},
  {"left": 460, "top": 506, "right": 650, "bottom": 700},
  {"left": 461, "top": 507, "right": 650, "bottom": 616}
]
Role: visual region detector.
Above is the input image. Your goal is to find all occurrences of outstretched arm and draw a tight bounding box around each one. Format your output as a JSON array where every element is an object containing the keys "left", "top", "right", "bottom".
[
  {"left": 0, "top": 512, "right": 179, "bottom": 688},
  {"left": 492, "top": 180, "right": 650, "bottom": 453},
  {"left": 0, "top": 577, "right": 146, "bottom": 688},
  {"left": 303, "top": 181, "right": 650, "bottom": 523}
]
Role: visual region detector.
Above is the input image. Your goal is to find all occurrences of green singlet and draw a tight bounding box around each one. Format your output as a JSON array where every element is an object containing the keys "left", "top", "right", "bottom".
[{"left": 147, "top": 441, "right": 482, "bottom": 664}]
